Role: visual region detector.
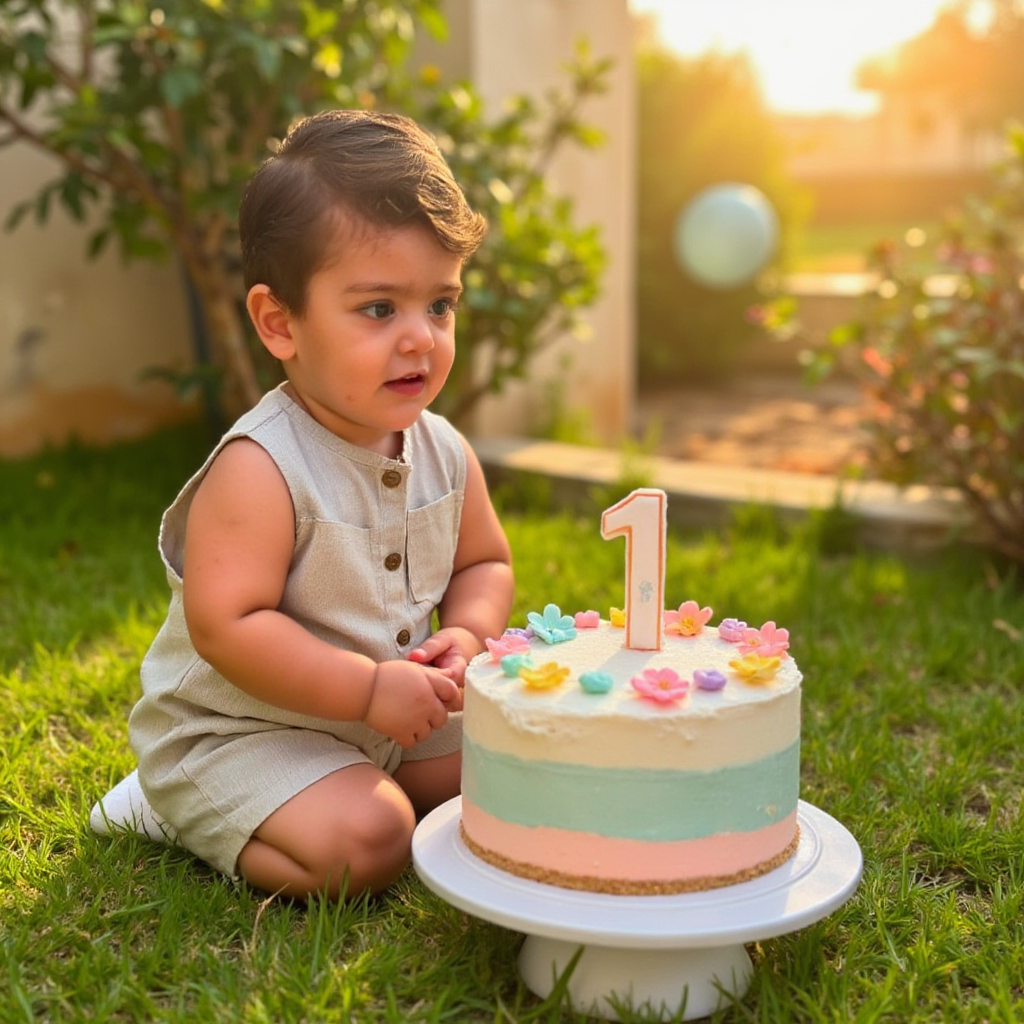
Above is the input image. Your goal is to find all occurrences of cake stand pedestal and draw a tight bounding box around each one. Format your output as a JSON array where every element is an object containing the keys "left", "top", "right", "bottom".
[{"left": 413, "top": 798, "right": 862, "bottom": 1022}]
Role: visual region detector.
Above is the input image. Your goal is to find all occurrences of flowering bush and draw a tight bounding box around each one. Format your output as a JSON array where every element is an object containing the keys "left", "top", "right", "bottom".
[{"left": 808, "top": 126, "right": 1024, "bottom": 563}]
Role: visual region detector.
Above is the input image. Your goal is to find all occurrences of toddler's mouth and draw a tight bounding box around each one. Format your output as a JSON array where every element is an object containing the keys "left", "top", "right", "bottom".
[{"left": 385, "top": 373, "right": 427, "bottom": 396}]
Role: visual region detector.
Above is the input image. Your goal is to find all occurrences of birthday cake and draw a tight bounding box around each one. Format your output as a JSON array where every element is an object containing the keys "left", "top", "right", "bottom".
[{"left": 459, "top": 490, "right": 802, "bottom": 895}]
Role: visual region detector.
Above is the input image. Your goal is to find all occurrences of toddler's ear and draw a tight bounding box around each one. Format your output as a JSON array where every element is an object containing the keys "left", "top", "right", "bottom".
[{"left": 247, "top": 285, "right": 295, "bottom": 360}]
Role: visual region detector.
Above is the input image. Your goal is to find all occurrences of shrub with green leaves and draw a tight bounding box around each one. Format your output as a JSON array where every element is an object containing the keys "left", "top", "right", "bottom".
[
  {"left": 409, "top": 50, "right": 609, "bottom": 425},
  {"left": 809, "top": 126, "right": 1024, "bottom": 563}
]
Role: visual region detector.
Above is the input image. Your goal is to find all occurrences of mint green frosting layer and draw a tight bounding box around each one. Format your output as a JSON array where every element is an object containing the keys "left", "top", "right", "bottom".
[{"left": 462, "top": 737, "right": 799, "bottom": 840}]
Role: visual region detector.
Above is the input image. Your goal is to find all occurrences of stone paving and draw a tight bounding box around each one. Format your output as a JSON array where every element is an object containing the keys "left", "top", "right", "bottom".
[
  {"left": 635, "top": 374, "right": 870, "bottom": 477},
  {"left": 473, "top": 375, "right": 974, "bottom": 552}
]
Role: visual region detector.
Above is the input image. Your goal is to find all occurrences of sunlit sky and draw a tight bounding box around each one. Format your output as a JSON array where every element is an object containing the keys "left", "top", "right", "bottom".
[{"left": 629, "top": 1, "right": 986, "bottom": 116}]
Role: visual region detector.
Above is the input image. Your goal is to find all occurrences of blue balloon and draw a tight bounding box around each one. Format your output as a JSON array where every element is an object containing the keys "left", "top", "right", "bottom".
[{"left": 674, "top": 184, "right": 779, "bottom": 289}]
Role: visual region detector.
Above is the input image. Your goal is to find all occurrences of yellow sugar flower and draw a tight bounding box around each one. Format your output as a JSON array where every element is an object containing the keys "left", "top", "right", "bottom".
[
  {"left": 729, "top": 654, "right": 782, "bottom": 684},
  {"left": 609, "top": 607, "right": 627, "bottom": 627},
  {"left": 520, "top": 662, "right": 571, "bottom": 691}
]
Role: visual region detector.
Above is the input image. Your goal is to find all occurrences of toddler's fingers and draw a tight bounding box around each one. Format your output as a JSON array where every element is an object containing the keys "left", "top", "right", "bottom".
[
  {"left": 434, "top": 652, "right": 467, "bottom": 685},
  {"left": 426, "top": 669, "right": 459, "bottom": 705},
  {"left": 408, "top": 633, "right": 457, "bottom": 666}
]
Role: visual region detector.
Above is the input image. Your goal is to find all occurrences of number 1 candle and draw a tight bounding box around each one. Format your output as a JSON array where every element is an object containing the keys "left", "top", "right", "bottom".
[{"left": 601, "top": 488, "right": 667, "bottom": 651}]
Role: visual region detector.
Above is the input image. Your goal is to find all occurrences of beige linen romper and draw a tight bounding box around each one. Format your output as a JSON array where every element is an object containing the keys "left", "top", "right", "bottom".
[{"left": 128, "top": 385, "right": 466, "bottom": 876}]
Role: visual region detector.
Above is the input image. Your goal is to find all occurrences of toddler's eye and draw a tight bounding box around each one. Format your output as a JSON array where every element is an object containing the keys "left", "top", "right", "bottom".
[
  {"left": 429, "top": 298, "right": 459, "bottom": 317},
  {"left": 363, "top": 301, "right": 394, "bottom": 319}
]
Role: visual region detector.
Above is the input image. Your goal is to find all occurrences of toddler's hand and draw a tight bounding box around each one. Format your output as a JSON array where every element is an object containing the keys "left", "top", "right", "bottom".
[
  {"left": 365, "top": 660, "right": 459, "bottom": 749},
  {"left": 406, "top": 627, "right": 478, "bottom": 687}
]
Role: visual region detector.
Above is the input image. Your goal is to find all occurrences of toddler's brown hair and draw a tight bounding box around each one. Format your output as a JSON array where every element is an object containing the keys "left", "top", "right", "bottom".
[{"left": 240, "top": 109, "right": 486, "bottom": 315}]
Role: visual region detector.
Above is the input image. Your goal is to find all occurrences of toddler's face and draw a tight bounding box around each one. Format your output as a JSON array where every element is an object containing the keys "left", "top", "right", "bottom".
[{"left": 281, "top": 218, "right": 463, "bottom": 456}]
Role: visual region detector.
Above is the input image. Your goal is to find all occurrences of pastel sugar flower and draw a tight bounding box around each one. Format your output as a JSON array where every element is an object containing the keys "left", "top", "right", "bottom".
[
  {"left": 693, "top": 668, "right": 727, "bottom": 691},
  {"left": 520, "top": 662, "right": 571, "bottom": 690},
  {"left": 738, "top": 621, "right": 790, "bottom": 659},
  {"left": 631, "top": 667, "right": 690, "bottom": 702},
  {"left": 505, "top": 626, "right": 534, "bottom": 640},
  {"left": 609, "top": 607, "right": 627, "bottom": 628},
  {"left": 717, "top": 618, "right": 747, "bottom": 643},
  {"left": 579, "top": 670, "right": 614, "bottom": 694},
  {"left": 664, "top": 600, "right": 713, "bottom": 638},
  {"left": 485, "top": 633, "right": 531, "bottom": 661},
  {"left": 729, "top": 654, "right": 782, "bottom": 684},
  {"left": 500, "top": 654, "right": 535, "bottom": 678},
  {"left": 574, "top": 610, "right": 601, "bottom": 629},
  {"left": 527, "top": 603, "right": 577, "bottom": 644}
]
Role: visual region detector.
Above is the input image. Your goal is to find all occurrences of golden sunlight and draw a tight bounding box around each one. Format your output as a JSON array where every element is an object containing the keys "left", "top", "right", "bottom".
[{"left": 630, "top": 0, "right": 992, "bottom": 115}]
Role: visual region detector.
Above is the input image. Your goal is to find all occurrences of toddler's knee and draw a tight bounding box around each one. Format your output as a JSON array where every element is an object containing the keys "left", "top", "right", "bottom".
[{"left": 313, "top": 800, "right": 416, "bottom": 898}]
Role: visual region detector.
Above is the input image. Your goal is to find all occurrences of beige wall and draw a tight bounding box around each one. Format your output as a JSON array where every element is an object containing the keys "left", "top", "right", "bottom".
[
  {"left": 0, "top": 146, "right": 197, "bottom": 456},
  {"left": 0, "top": 0, "right": 634, "bottom": 455}
]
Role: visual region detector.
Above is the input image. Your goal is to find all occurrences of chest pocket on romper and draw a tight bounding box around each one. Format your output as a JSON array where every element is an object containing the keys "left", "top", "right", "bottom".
[
  {"left": 283, "top": 519, "right": 378, "bottom": 642},
  {"left": 406, "top": 491, "right": 461, "bottom": 608}
]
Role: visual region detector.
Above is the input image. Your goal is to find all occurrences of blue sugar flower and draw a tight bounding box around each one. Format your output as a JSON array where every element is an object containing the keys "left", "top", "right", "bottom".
[
  {"left": 580, "top": 671, "right": 614, "bottom": 694},
  {"left": 526, "top": 603, "right": 578, "bottom": 644},
  {"left": 500, "top": 654, "right": 536, "bottom": 678}
]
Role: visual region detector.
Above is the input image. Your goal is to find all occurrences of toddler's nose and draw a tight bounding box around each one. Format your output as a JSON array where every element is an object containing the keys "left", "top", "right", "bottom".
[{"left": 399, "top": 316, "right": 435, "bottom": 354}]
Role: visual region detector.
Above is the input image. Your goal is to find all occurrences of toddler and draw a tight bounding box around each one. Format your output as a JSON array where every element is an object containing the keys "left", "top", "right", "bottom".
[{"left": 91, "top": 109, "right": 514, "bottom": 900}]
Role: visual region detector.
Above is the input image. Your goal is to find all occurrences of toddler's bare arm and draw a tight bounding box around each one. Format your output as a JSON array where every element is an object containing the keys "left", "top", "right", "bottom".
[{"left": 181, "top": 438, "right": 453, "bottom": 742}]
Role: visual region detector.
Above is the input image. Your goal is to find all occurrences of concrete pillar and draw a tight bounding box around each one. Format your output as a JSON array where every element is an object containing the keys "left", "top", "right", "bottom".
[{"left": 460, "top": 0, "right": 635, "bottom": 444}]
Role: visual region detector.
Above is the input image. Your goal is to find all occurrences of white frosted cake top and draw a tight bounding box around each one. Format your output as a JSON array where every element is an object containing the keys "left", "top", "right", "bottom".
[{"left": 465, "top": 613, "right": 802, "bottom": 771}]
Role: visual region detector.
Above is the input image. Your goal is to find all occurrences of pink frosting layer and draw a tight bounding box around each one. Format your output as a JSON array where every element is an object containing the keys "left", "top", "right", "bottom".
[{"left": 462, "top": 801, "right": 798, "bottom": 882}]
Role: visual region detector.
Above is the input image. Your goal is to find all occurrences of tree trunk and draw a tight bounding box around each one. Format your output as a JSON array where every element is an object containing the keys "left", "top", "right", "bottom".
[{"left": 184, "top": 253, "right": 263, "bottom": 421}]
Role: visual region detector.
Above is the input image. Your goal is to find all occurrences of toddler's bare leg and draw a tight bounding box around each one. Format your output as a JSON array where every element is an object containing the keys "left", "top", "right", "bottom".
[
  {"left": 393, "top": 751, "right": 461, "bottom": 819},
  {"left": 236, "top": 763, "right": 415, "bottom": 900}
]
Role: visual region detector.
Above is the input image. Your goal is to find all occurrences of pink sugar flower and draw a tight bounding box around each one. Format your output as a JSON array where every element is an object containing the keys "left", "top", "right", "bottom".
[
  {"left": 485, "top": 633, "right": 532, "bottom": 662},
  {"left": 574, "top": 610, "right": 601, "bottom": 629},
  {"left": 717, "top": 618, "right": 747, "bottom": 643},
  {"left": 631, "top": 667, "right": 690, "bottom": 702},
  {"left": 664, "top": 600, "right": 713, "bottom": 638},
  {"left": 738, "top": 621, "right": 790, "bottom": 659}
]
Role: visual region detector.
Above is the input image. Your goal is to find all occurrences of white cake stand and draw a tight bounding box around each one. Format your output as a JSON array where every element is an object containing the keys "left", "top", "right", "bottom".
[{"left": 413, "top": 798, "right": 862, "bottom": 1022}]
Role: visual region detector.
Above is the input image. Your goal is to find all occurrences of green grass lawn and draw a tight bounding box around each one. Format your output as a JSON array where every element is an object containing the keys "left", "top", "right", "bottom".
[{"left": 2, "top": 426, "right": 1024, "bottom": 1022}]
